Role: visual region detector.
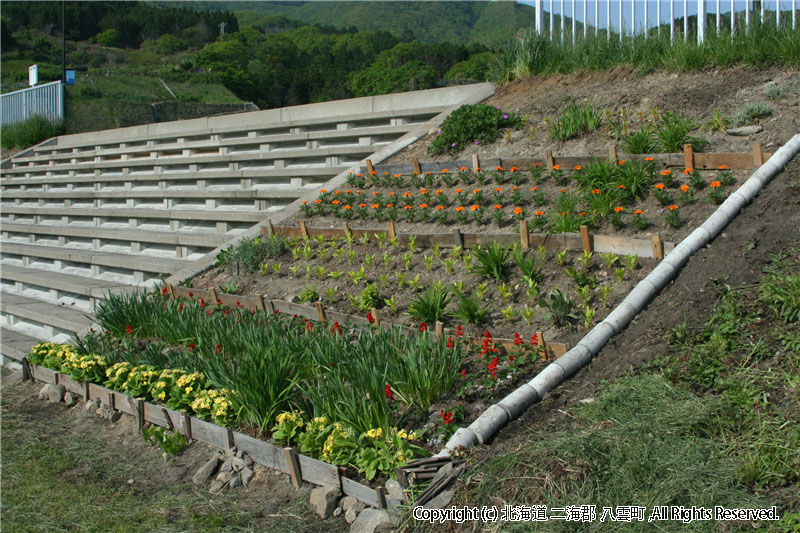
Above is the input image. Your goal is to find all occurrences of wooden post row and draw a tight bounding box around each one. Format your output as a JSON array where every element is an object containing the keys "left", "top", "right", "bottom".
[
  {"left": 472, "top": 154, "right": 480, "bottom": 171},
  {"left": 366, "top": 159, "right": 375, "bottom": 174},
  {"left": 752, "top": 143, "right": 764, "bottom": 166},
  {"left": 651, "top": 234, "right": 664, "bottom": 260},
  {"left": 412, "top": 157, "right": 422, "bottom": 175},
  {"left": 519, "top": 220, "right": 530, "bottom": 250},
  {"left": 684, "top": 144, "right": 695, "bottom": 170},
  {"left": 545, "top": 148, "right": 555, "bottom": 170},
  {"left": 579, "top": 225, "right": 592, "bottom": 253}
]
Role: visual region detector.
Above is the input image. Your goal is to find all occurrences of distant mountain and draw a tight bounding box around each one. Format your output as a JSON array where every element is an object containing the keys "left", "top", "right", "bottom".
[{"left": 168, "top": 1, "right": 538, "bottom": 47}]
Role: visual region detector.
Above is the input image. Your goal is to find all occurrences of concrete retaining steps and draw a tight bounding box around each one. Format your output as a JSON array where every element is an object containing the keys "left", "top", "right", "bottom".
[
  {"left": 0, "top": 327, "right": 40, "bottom": 363},
  {"left": 0, "top": 291, "right": 97, "bottom": 342},
  {"left": 0, "top": 83, "right": 495, "bottom": 361}
]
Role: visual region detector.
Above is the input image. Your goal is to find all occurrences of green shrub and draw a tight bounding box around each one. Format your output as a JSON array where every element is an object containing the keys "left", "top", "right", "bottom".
[
  {"left": 407, "top": 285, "right": 451, "bottom": 324},
  {"left": 0, "top": 114, "right": 64, "bottom": 150},
  {"left": 214, "top": 235, "right": 287, "bottom": 272},
  {"left": 428, "top": 104, "right": 523, "bottom": 155},
  {"left": 357, "top": 283, "right": 381, "bottom": 312}
]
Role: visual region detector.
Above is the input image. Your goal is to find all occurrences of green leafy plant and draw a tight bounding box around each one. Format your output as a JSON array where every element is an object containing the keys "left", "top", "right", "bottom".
[
  {"left": 539, "top": 289, "right": 579, "bottom": 328},
  {"left": 142, "top": 425, "right": 187, "bottom": 462},
  {"left": 429, "top": 104, "right": 523, "bottom": 155},
  {"left": 450, "top": 291, "right": 491, "bottom": 324},
  {"left": 470, "top": 242, "right": 511, "bottom": 282},
  {"left": 220, "top": 281, "right": 238, "bottom": 294},
  {"left": 407, "top": 285, "right": 451, "bottom": 324},
  {"left": 357, "top": 283, "right": 381, "bottom": 313},
  {"left": 298, "top": 285, "right": 319, "bottom": 304}
]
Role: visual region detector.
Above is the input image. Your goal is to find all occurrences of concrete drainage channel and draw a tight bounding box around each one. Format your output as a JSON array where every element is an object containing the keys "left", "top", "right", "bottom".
[{"left": 439, "top": 133, "right": 800, "bottom": 456}]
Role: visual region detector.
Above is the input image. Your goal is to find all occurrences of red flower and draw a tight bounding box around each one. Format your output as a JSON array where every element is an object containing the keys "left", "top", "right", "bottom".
[
  {"left": 331, "top": 321, "right": 342, "bottom": 336},
  {"left": 488, "top": 357, "right": 499, "bottom": 379},
  {"left": 188, "top": 343, "right": 194, "bottom": 351},
  {"left": 447, "top": 336, "right": 454, "bottom": 350},
  {"left": 200, "top": 298, "right": 206, "bottom": 308},
  {"left": 440, "top": 410, "right": 454, "bottom": 425},
  {"left": 306, "top": 322, "right": 313, "bottom": 331},
  {"left": 513, "top": 332, "right": 523, "bottom": 345},
  {"left": 456, "top": 325, "right": 464, "bottom": 337},
  {"left": 215, "top": 344, "right": 221, "bottom": 351},
  {"left": 419, "top": 322, "right": 428, "bottom": 332},
  {"left": 161, "top": 287, "right": 168, "bottom": 296},
  {"left": 179, "top": 304, "right": 184, "bottom": 312},
  {"left": 508, "top": 355, "right": 514, "bottom": 363},
  {"left": 125, "top": 324, "right": 132, "bottom": 335},
  {"left": 531, "top": 333, "right": 539, "bottom": 345},
  {"left": 461, "top": 369, "right": 467, "bottom": 379},
  {"left": 188, "top": 292, "right": 193, "bottom": 297},
  {"left": 385, "top": 384, "right": 393, "bottom": 400}
]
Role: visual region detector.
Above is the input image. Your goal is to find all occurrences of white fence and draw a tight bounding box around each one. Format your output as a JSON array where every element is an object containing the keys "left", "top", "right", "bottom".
[
  {"left": 0, "top": 81, "right": 64, "bottom": 126},
  {"left": 532, "top": 0, "right": 798, "bottom": 44}
]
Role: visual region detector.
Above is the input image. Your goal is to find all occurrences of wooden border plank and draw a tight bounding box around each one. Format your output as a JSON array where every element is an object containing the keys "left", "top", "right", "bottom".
[
  {"left": 341, "top": 477, "right": 381, "bottom": 508},
  {"left": 233, "top": 431, "right": 288, "bottom": 473},
  {"left": 189, "top": 416, "right": 227, "bottom": 449},
  {"left": 298, "top": 454, "right": 341, "bottom": 488},
  {"left": 30, "top": 365, "right": 57, "bottom": 384}
]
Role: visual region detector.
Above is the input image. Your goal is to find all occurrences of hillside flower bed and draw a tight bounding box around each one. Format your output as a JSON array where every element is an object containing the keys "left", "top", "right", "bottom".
[
  {"left": 293, "top": 161, "right": 743, "bottom": 241},
  {"left": 31, "top": 290, "right": 538, "bottom": 479}
]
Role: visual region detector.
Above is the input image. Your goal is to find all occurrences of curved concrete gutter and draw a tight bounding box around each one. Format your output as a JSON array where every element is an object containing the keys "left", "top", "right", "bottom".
[{"left": 439, "top": 134, "right": 800, "bottom": 455}]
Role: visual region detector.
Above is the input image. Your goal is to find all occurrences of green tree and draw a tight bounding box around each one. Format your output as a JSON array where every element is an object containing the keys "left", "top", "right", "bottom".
[
  {"left": 95, "top": 28, "right": 121, "bottom": 48},
  {"left": 155, "top": 33, "right": 183, "bottom": 55}
]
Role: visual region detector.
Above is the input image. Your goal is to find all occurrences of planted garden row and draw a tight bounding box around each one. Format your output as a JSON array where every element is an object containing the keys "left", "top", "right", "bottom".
[{"left": 15, "top": 355, "right": 401, "bottom": 510}]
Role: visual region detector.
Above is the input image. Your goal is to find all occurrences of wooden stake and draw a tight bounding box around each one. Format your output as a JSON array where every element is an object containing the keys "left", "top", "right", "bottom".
[
  {"left": 608, "top": 144, "right": 618, "bottom": 162},
  {"left": 255, "top": 293, "right": 265, "bottom": 312},
  {"left": 225, "top": 428, "right": 235, "bottom": 453},
  {"left": 434, "top": 321, "right": 444, "bottom": 339},
  {"left": 472, "top": 154, "right": 480, "bottom": 171},
  {"left": 167, "top": 283, "right": 175, "bottom": 298},
  {"left": 263, "top": 297, "right": 276, "bottom": 315},
  {"left": 182, "top": 411, "right": 193, "bottom": 442},
  {"left": 579, "top": 225, "right": 592, "bottom": 253},
  {"left": 366, "top": 159, "right": 375, "bottom": 174},
  {"left": 370, "top": 307, "right": 380, "bottom": 328},
  {"left": 162, "top": 407, "right": 174, "bottom": 431},
  {"left": 135, "top": 398, "right": 145, "bottom": 431},
  {"left": 452, "top": 228, "right": 463, "bottom": 247},
  {"left": 83, "top": 380, "right": 90, "bottom": 400},
  {"left": 108, "top": 391, "right": 115, "bottom": 412},
  {"left": 210, "top": 287, "right": 220, "bottom": 305},
  {"left": 651, "top": 233, "right": 664, "bottom": 260},
  {"left": 342, "top": 222, "right": 352, "bottom": 238},
  {"left": 315, "top": 302, "right": 327, "bottom": 322},
  {"left": 753, "top": 143, "right": 764, "bottom": 166},
  {"left": 21, "top": 357, "right": 30, "bottom": 382},
  {"left": 519, "top": 220, "right": 530, "bottom": 250},
  {"left": 264, "top": 219, "right": 274, "bottom": 236},
  {"left": 299, "top": 220, "right": 309, "bottom": 240},
  {"left": 533, "top": 331, "right": 546, "bottom": 360},
  {"left": 684, "top": 143, "right": 695, "bottom": 170},
  {"left": 387, "top": 220, "right": 396, "bottom": 239},
  {"left": 284, "top": 448, "right": 303, "bottom": 489},
  {"left": 376, "top": 486, "right": 387, "bottom": 509},
  {"left": 412, "top": 157, "right": 421, "bottom": 175},
  {"left": 545, "top": 148, "right": 555, "bottom": 170}
]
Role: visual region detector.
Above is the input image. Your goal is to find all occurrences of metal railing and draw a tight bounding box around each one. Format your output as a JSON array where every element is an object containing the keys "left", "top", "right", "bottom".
[
  {"left": 1, "top": 81, "right": 64, "bottom": 126},
  {"left": 533, "top": 0, "right": 797, "bottom": 44}
]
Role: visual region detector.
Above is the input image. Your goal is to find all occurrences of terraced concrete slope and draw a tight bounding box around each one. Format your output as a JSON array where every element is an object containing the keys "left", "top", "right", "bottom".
[{"left": 0, "top": 83, "right": 495, "bottom": 360}]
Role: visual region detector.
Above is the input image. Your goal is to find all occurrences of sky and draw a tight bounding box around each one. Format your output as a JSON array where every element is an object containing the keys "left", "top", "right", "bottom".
[{"left": 517, "top": 1, "right": 791, "bottom": 33}]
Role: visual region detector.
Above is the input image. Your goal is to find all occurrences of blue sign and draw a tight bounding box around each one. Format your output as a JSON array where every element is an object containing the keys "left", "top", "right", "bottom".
[{"left": 66, "top": 70, "right": 75, "bottom": 85}]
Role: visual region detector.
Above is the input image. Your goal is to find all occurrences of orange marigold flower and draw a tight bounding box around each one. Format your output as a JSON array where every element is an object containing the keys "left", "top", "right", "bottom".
[
  {"left": 459, "top": 166, "right": 468, "bottom": 171},
  {"left": 470, "top": 204, "right": 480, "bottom": 211},
  {"left": 533, "top": 162, "right": 541, "bottom": 167},
  {"left": 383, "top": 171, "right": 389, "bottom": 176},
  {"left": 371, "top": 203, "right": 379, "bottom": 209},
  {"left": 332, "top": 199, "right": 341, "bottom": 205},
  {"left": 592, "top": 188, "right": 601, "bottom": 195},
  {"left": 681, "top": 185, "right": 689, "bottom": 192},
  {"left": 683, "top": 168, "right": 693, "bottom": 175},
  {"left": 560, "top": 188, "right": 567, "bottom": 193},
  {"left": 660, "top": 170, "right": 671, "bottom": 176},
  {"left": 618, "top": 160, "right": 626, "bottom": 165},
  {"left": 634, "top": 209, "right": 644, "bottom": 215},
  {"left": 442, "top": 169, "right": 449, "bottom": 173},
  {"left": 475, "top": 167, "right": 482, "bottom": 171},
  {"left": 394, "top": 173, "right": 402, "bottom": 178},
  {"left": 420, "top": 188, "right": 428, "bottom": 194},
  {"left": 404, "top": 205, "right": 413, "bottom": 210},
  {"left": 356, "top": 190, "right": 362, "bottom": 194},
  {"left": 425, "top": 172, "right": 432, "bottom": 176},
  {"left": 530, "top": 186, "right": 538, "bottom": 192},
  {"left": 455, "top": 188, "right": 463, "bottom": 193},
  {"left": 710, "top": 180, "right": 721, "bottom": 188},
  {"left": 334, "top": 190, "right": 341, "bottom": 194},
  {"left": 345, "top": 189, "right": 352, "bottom": 193},
  {"left": 372, "top": 191, "right": 380, "bottom": 195},
  {"left": 644, "top": 157, "right": 655, "bottom": 162},
  {"left": 614, "top": 206, "right": 624, "bottom": 213},
  {"left": 435, "top": 189, "right": 443, "bottom": 195},
  {"left": 495, "top": 187, "right": 502, "bottom": 192},
  {"left": 473, "top": 188, "right": 481, "bottom": 194},
  {"left": 496, "top": 166, "right": 504, "bottom": 171},
  {"left": 494, "top": 204, "right": 502, "bottom": 209},
  {"left": 618, "top": 184, "right": 627, "bottom": 189},
  {"left": 386, "top": 203, "right": 394, "bottom": 208},
  {"left": 579, "top": 212, "right": 589, "bottom": 216},
  {"left": 387, "top": 191, "right": 395, "bottom": 196},
  {"left": 301, "top": 200, "right": 308, "bottom": 205},
  {"left": 359, "top": 203, "right": 367, "bottom": 208},
  {"left": 404, "top": 192, "right": 412, "bottom": 197},
  {"left": 412, "top": 171, "right": 419, "bottom": 175},
  {"left": 718, "top": 165, "right": 728, "bottom": 170},
  {"left": 512, "top": 186, "right": 519, "bottom": 190},
  {"left": 419, "top": 203, "right": 429, "bottom": 209},
  {"left": 510, "top": 166, "right": 519, "bottom": 172},
  {"left": 552, "top": 164, "right": 560, "bottom": 170},
  {"left": 436, "top": 205, "right": 445, "bottom": 210},
  {"left": 455, "top": 206, "right": 465, "bottom": 212},
  {"left": 315, "top": 199, "right": 322, "bottom": 204},
  {"left": 370, "top": 171, "right": 377, "bottom": 175},
  {"left": 513, "top": 207, "right": 523, "bottom": 215},
  {"left": 655, "top": 183, "right": 665, "bottom": 190},
  {"left": 574, "top": 165, "right": 582, "bottom": 171},
  {"left": 344, "top": 205, "right": 351, "bottom": 210},
  {"left": 535, "top": 210, "right": 545, "bottom": 216},
  {"left": 667, "top": 204, "right": 679, "bottom": 211},
  {"left": 320, "top": 189, "right": 327, "bottom": 193}
]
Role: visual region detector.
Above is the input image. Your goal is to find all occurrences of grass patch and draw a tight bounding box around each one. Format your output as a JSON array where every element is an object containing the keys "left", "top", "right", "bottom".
[{"left": 1, "top": 114, "right": 63, "bottom": 150}]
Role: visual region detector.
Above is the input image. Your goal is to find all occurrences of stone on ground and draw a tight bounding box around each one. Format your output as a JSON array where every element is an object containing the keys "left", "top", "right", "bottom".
[
  {"left": 192, "top": 457, "right": 221, "bottom": 486},
  {"left": 309, "top": 486, "right": 342, "bottom": 519},
  {"left": 349, "top": 509, "right": 397, "bottom": 533}
]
